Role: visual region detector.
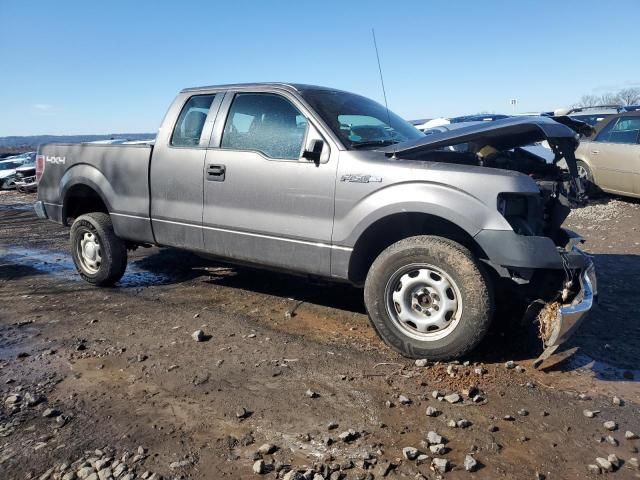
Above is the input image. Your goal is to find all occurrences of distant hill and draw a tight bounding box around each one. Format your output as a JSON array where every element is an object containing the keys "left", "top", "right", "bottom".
[{"left": 0, "top": 133, "right": 156, "bottom": 152}]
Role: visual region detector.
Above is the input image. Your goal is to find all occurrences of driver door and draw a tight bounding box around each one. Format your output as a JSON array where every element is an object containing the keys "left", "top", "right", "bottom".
[{"left": 202, "top": 90, "right": 338, "bottom": 275}]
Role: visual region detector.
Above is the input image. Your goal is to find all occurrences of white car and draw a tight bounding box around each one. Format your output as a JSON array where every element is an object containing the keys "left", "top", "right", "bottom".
[{"left": 0, "top": 153, "right": 35, "bottom": 189}]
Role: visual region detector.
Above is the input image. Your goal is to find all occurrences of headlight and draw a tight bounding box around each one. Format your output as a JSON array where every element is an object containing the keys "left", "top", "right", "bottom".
[{"left": 497, "top": 193, "right": 536, "bottom": 236}]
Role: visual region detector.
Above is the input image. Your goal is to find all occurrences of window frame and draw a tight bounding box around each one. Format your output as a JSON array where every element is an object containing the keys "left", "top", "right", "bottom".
[
  {"left": 168, "top": 93, "right": 223, "bottom": 149},
  {"left": 216, "top": 91, "right": 312, "bottom": 161},
  {"left": 594, "top": 116, "right": 640, "bottom": 145}
]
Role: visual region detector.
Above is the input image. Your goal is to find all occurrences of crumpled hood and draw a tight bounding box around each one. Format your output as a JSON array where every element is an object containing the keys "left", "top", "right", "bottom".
[
  {"left": 380, "top": 115, "right": 591, "bottom": 203},
  {"left": 0, "top": 169, "right": 16, "bottom": 179},
  {"left": 380, "top": 116, "right": 587, "bottom": 157}
]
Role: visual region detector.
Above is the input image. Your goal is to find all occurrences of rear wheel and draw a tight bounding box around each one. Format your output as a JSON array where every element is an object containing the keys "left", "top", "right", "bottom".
[
  {"left": 364, "top": 235, "right": 493, "bottom": 360},
  {"left": 70, "top": 212, "right": 127, "bottom": 286}
]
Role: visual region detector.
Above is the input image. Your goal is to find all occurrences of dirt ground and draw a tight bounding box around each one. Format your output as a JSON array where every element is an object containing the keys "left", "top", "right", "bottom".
[{"left": 1, "top": 190, "right": 639, "bottom": 480}]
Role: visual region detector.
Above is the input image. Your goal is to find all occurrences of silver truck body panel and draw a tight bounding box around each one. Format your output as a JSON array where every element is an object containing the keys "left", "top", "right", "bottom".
[
  {"left": 36, "top": 83, "right": 584, "bottom": 281},
  {"left": 36, "top": 143, "right": 155, "bottom": 244}
]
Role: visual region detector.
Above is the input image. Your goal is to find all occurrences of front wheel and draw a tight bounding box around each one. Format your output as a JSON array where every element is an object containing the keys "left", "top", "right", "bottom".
[
  {"left": 576, "top": 160, "right": 599, "bottom": 196},
  {"left": 364, "top": 235, "right": 493, "bottom": 360},
  {"left": 70, "top": 212, "right": 127, "bottom": 286},
  {"left": 1, "top": 176, "right": 16, "bottom": 190}
]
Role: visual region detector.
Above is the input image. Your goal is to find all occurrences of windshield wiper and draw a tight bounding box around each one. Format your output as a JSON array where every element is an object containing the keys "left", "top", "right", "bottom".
[{"left": 350, "top": 139, "right": 399, "bottom": 149}]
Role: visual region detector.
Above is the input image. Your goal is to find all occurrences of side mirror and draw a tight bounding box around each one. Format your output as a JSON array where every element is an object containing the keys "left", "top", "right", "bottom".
[{"left": 302, "top": 139, "right": 324, "bottom": 165}]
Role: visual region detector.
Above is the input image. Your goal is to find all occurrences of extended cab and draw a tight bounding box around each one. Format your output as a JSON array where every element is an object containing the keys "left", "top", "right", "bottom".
[{"left": 35, "top": 83, "right": 596, "bottom": 360}]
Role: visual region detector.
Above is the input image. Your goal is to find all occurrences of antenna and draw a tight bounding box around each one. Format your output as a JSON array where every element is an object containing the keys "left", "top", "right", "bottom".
[{"left": 372, "top": 28, "right": 393, "bottom": 129}]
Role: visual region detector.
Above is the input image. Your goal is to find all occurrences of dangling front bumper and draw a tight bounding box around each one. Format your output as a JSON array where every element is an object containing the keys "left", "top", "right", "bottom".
[{"left": 534, "top": 253, "right": 597, "bottom": 367}]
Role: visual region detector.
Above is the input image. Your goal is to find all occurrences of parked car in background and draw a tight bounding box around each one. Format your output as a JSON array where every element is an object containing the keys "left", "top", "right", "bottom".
[
  {"left": 558, "top": 105, "right": 625, "bottom": 127},
  {"left": 575, "top": 111, "right": 640, "bottom": 198},
  {"left": 412, "top": 114, "right": 509, "bottom": 132},
  {"left": 413, "top": 117, "right": 450, "bottom": 131},
  {"left": 449, "top": 114, "right": 510, "bottom": 123},
  {"left": 0, "top": 152, "right": 35, "bottom": 189},
  {"left": 15, "top": 162, "right": 37, "bottom": 192},
  {"left": 0, "top": 160, "right": 24, "bottom": 189}
]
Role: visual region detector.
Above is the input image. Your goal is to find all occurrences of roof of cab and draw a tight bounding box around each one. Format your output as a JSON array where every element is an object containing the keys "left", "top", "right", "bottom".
[{"left": 180, "top": 82, "right": 339, "bottom": 94}]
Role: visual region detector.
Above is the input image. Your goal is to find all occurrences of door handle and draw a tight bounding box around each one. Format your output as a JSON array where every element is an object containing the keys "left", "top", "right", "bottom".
[
  {"left": 207, "top": 164, "right": 225, "bottom": 181},
  {"left": 591, "top": 150, "right": 600, "bottom": 154}
]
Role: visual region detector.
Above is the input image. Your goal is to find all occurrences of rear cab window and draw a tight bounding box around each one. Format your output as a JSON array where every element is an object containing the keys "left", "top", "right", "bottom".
[{"left": 171, "top": 94, "right": 217, "bottom": 147}]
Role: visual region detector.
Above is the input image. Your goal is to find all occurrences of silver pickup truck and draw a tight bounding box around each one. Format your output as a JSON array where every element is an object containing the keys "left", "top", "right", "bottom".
[{"left": 35, "top": 83, "right": 596, "bottom": 360}]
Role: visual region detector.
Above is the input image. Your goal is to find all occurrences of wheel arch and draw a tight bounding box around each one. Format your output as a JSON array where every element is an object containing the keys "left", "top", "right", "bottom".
[
  {"left": 346, "top": 211, "right": 488, "bottom": 286},
  {"left": 62, "top": 180, "right": 112, "bottom": 226},
  {"left": 60, "top": 165, "right": 116, "bottom": 225}
]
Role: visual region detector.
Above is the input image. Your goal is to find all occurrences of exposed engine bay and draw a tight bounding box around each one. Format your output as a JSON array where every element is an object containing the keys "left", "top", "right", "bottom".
[
  {"left": 400, "top": 139, "right": 585, "bottom": 238},
  {"left": 388, "top": 116, "right": 594, "bottom": 243}
]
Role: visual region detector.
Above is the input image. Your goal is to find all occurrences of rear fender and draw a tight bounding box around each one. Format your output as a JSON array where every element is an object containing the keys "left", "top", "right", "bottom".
[{"left": 60, "top": 164, "right": 114, "bottom": 223}]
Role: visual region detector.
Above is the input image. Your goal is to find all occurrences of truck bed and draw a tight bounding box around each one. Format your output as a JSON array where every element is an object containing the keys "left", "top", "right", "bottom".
[{"left": 37, "top": 143, "right": 155, "bottom": 243}]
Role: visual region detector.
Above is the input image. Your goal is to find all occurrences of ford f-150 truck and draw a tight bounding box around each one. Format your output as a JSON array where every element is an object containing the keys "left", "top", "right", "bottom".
[{"left": 35, "top": 83, "right": 597, "bottom": 360}]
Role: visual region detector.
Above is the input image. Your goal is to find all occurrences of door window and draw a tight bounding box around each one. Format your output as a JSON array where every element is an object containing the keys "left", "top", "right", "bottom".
[
  {"left": 595, "top": 116, "right": 640, "bottom": 144},
  {"left": 171, "top": 94, "right": 216, "bottom": 146},
  {"left": 221, "top": 93, "right": 308, "bottom": 160}
]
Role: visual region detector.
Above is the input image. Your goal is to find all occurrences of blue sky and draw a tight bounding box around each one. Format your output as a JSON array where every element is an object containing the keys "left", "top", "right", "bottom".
[{"left": 1, "top": 0, "right": 639, "bottom": 135}]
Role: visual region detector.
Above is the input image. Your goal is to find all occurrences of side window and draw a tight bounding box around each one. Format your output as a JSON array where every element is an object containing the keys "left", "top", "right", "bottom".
[
  {"left": 596, "top": 117, "right": 640, "bottom": 144},
  {"left": 171, "top": 94, "right": 216, "bottom": 147},
  {"left": 221, "top": 93, "right": 308, "bottom": 160},
  {"left": 594, "top": 119, "right": 618, "bottom": 143}
]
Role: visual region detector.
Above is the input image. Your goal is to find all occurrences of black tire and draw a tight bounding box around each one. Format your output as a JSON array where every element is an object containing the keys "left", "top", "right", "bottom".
[
  {"left": 70, "top": 212, "right": 127, "bottom": 286},
  {"left": 364, "top": 235, "right": 493, "bottom": 360},
  {"left": 576, "top": 160, "right": 599, "bottom": 197}
]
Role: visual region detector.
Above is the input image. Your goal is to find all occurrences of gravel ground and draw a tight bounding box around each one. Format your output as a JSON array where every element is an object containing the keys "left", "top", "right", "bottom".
[{"left": 1, "top": 191, "right": 639, "bottom": 479}]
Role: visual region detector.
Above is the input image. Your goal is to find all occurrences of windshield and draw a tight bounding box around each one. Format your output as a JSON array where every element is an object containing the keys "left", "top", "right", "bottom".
[{"left": 300, "top": 89, "right": 424, "bottom": 149}]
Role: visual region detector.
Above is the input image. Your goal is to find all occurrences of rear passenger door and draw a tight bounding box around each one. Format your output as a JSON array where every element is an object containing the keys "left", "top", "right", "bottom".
[
  {"left": 589, "top": 116, "right": 640, "bottom": 195},
  {"left": 150, "top": 92, "right": 223, "bottom": 249},
  {"left": 202, "top": 90, "right": 337, "bottom": 276}
]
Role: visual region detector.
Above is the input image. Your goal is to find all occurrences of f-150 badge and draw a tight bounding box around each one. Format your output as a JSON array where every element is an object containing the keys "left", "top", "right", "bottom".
[{"left": 341, "top": 174, "right": 382, "bottom": 183}]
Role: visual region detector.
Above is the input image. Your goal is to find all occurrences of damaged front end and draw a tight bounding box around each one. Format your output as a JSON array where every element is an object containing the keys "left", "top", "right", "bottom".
[
  {"left": 379, "top": 116, "right": 598, "bottom": 359},
  {"left": 531, "top": 245, "right": 597, "bottom": 367}
]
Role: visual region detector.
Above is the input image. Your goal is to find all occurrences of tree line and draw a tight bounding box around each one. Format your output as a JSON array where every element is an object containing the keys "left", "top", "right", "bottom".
[{"left": 576, "top": 87, "right": 640, "bottom": 107}]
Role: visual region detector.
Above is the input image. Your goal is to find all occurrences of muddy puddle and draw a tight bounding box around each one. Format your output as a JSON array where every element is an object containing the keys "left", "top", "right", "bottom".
[{"left": 0, "top": 246, "right": 171, "bottom": 288}]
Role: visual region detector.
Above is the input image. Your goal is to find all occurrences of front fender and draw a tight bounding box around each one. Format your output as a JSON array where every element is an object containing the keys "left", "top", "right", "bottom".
[{"left": 333, "top": 181, "right": 512, "bottom": 247}]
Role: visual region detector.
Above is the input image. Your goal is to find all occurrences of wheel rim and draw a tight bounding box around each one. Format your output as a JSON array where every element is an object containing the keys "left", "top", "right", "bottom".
[
  {"left": 384, "top": 263, "right": 463, "bottom": 341},
  {"left": 76, "top": 230, "right": 102, "bottom": 274},
  {"left": 577, "top": 164, "right": 588, "bottom": 180}
]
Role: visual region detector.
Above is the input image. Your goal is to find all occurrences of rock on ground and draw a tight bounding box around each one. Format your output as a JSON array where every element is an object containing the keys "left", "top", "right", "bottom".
[
  {"left": 464, "top": 454, "right": 478, "bottom": 472},
  {"left": 191, "top": 330, "right": 206, "bottom": 342},
  {"left": 595, "top": 457, "right": 613, "bottom": 472},
  {"left": 444, "top": 393, "right": 461, "bottom": 404},
  {"left": 402, "top": 446, "right": 419, "bottom": 460},
  {"left": 426, "top": 431, "right": 443, "bottom": 445},
  {"left": 252, "top": 459, "right": 265, "bottom": 474},
  {"left": 431, "top": 458, "right": 449, "bottom": 473}
]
